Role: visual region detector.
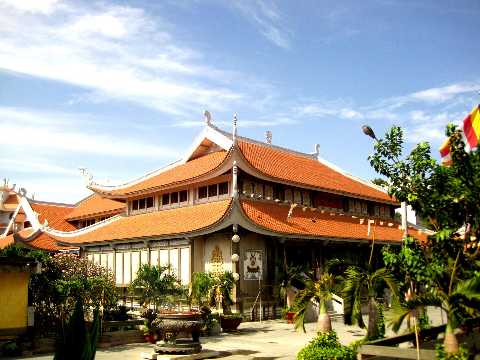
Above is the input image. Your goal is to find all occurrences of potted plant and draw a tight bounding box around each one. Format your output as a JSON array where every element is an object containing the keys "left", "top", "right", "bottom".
[
  {"left": 210, "top": 271, "right": 242, "bottom": 332},
  {"left": 278, "top": 264, "right": 304, "bottom": 323},
  {"left": 141, "top": 308, "right": 158, "bottom": 344}
]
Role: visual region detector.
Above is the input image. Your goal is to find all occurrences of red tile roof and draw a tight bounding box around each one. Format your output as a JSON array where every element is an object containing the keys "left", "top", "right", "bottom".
[
  {"left": 92, "top": 150, "right": 229, "bottom": 197},
  {"left": 238, "top": 140, "right": 394, "bottom": 203},
  {"left": 0, "top": 228, "right": 75, "bottom": 251},
  {"left": 55, "top": 199, "right": 232, "bottom": 245},
  {"left": 0, "top": 233, "right": 15, "bottom": 249},
  {"left": 66, "top": 194, "right": 124, "bottom": 220},
  {"left": 23, "top": 232, "right": 76, "bottom": 251},
  {"left": 240, "top": 199, "right": 428, "bottom": 243},
  {"left": 30, "top": 202, "right": 76, "bottom": 231}
]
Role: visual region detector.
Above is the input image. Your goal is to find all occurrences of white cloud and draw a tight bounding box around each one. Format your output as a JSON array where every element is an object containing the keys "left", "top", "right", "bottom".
[
  {"left": 0, "top": 106, "right": 181, "bottom": 158},
  {"left": 0, "top": 0, "right": 61, "bottom": 14},
  {"left": 230, "top": 0, "right": 291, "bottom": 49},
  {"left": 0, "top": 2, "right": 248, "bottom": 116}
]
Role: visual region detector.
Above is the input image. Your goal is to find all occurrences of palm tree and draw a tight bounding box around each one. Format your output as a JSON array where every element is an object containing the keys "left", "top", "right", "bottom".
[
  {"left": 343, "top": 266, "right": 399, "bottom": 340},
  {"left": 129, "top": 264, "right": 181, "bottom": 311},
  {"left": 294, "top": 272, "right": 337, "bottom": 333},
  {"left": 388, "top": 275, "right": 480, "bottom": 353}
]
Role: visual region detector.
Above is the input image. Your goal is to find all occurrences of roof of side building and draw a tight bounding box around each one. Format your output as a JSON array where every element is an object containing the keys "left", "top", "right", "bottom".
[
  {"left": 54, "top": 199, "right": 232, "bottom": 245},
  {"left": 30, "top": 202, "right": 76, "bottom": 231},
  {"left": 66, "top": 194, "right": 124, "bottom": 220}
]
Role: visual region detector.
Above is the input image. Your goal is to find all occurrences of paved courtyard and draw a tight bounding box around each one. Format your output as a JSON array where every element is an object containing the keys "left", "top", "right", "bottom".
[
  {"left": 18, "top": 308, "right": 445, "bottom": 360},
  {"left": 19, "top": 319, "right": 365, "bottom": 360}
]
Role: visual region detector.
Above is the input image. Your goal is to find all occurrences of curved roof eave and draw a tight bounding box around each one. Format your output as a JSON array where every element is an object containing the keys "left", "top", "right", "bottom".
[{"left": 233, "top": 144, "right": 397, "bottom": 205}]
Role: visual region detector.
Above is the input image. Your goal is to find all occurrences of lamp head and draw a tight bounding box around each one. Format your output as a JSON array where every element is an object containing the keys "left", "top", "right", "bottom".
[{"left": 362, "top": 125, "right": 377, "bottom": 140}]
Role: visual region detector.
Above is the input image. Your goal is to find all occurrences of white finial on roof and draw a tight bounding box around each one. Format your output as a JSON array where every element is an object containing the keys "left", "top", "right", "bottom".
[
  {"left": 204, "top": 110, "right": 212, "bottom": 125},
  {"left": 265, "top": 130, "right": 272, "bottom": 144},
  {"left": 232, "top": 113, "right": 238, "bottom": 143},
  {"left": 314, "top": 143, "right": 320, "bottom": 159},
  {"left": 79, "top": 167, "right": 93, "bottom": 186}
]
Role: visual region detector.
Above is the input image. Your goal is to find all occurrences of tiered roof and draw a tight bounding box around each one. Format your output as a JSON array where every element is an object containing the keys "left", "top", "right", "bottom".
[
  {"left": 88, "top": 150, "right": 230, "bottom": 197},
  {"left": 0, "top": 121, "right": 425, "bottom": 251},
  {"left": 237, "top": 140, "right": 393, "bottom": 203}
]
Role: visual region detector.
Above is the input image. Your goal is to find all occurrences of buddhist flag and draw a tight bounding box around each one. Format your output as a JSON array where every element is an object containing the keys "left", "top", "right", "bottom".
[
  {"left": 440, "top": 137, "right": 452, "bottom": 165},
  {"left": 439, "top": 105, "right": 480, "bottom": 164},
  {"left": 462, "top": 105, "right": 480, "bottom": 151}
]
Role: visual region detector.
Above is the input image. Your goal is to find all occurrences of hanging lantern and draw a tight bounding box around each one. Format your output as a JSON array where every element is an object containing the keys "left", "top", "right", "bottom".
[
  {"left": 231, "top": 253, "right": 239, "bottom": 262},
  {"left": 232, "top": 234, "right": 240, "bottom": 243},
  {"left": 233, "top": 272, "right": 240, "bottom": 281}
]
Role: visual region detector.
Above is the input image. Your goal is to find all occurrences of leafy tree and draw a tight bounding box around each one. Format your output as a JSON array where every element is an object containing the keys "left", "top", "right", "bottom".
[
  {"left": 368, "top": 124, "right": 480, "bottom": 354},
  {"left": 371, "top": 178, "right": 389, "bottom": 188}
]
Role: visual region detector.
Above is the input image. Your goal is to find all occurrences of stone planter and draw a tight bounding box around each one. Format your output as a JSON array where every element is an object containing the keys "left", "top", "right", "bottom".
[
  {"left": 152, "top": 312, "right": 203, "bottom": 355},
  {"left": 220, "top": 315, "right": 242, "bottom": 332}
]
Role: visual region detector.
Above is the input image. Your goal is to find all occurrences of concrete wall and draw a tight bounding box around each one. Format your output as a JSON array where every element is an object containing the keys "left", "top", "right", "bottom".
[{"left": 0, "top": 271, "right": 28, "bottom": 332}]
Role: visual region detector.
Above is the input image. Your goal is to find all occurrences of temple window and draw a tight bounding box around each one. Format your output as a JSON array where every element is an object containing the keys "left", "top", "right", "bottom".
[
  {"left": 218, "top": 182, "right": 228, "bottom": 196},
  {"left": 160, "top": 190, "right": 189, "bottom": 208},
  {"left": 208, "top": 184, "right": 218, "bottom": 197},
  {"left": 284, "top": 188, "right": 293, "bottom": 202},
  {"left": 198, "top": 186, "right": 208, "bottom": 199},
  {"left": 264, "top": 184, "right": 273, "bottom": 200},
  {"left": 79, "top": 218, "right": 95, "bottom": 228},
  {"left": 131, "top": 196, "right": 155, "bottom": 213},
  {"left": 197, "top": 182, "right": 230, "bottom": 202},
  {"left": 179, "top": 190, "right": 188, "bottom": 202}
]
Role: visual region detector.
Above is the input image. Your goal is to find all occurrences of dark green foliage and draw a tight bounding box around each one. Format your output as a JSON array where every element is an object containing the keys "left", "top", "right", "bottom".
[
  {"left": 296, "top": 331, "right": 356, "bottom": 360},
  {"left": 190, "top": 272, "right": 215, "bottom": 307},
  {"left": 368, "top": 124, "right": 480, "bottom": 354},
  {"left": 209, "top": 271, "right": 235, "bottom": 314},
  {"left": 54, "top": 298, "right": 100, "bottom": 360}
]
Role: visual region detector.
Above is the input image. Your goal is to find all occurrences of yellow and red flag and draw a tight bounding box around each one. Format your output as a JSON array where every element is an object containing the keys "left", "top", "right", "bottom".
[{"left": 439, "top": 105, "right": 480, "bottom": 164}]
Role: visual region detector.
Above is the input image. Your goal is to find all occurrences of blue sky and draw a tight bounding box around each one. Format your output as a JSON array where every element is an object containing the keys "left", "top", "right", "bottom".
[{"left": 0, "top": 0, "right": 479, "bottom": 203}]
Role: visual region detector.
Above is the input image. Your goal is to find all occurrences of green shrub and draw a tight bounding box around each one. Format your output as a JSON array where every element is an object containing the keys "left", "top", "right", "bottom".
[
  {"left": 296, "top": 331, "right": 356, "bottom": 360},
  {"left": 376, "top": 303, "right": 385, "bottom": 339}
]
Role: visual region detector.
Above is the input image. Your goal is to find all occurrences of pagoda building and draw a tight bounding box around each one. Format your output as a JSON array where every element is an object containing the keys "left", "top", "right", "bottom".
[{"left": 0, "top": 114, "right": 429, "bottom": 313}]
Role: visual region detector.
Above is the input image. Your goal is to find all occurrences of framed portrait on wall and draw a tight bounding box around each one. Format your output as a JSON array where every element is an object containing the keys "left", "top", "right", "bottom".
[{"left": 244, "top": 250, "right": 263, "bottom": 280}]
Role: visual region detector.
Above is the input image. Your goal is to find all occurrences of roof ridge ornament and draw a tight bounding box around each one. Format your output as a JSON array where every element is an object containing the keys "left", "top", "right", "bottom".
[
  {"left": 314, "top": 143, "right": 320, "bottom": 159},
  {"left": 265, "top": 130, "right": 272, "bottom": 144},
  {"left": 204, "top": 110, "right": 212, "bottom": 126},
  {"left": 232, "top": 113, "right": 238, "bottom": 143},
  {"left": 79, "top": 167, "right": 93, "bottom": 186}
]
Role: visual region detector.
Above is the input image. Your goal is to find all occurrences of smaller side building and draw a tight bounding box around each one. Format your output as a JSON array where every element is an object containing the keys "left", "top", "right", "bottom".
[{"left": 0, "top": 257, "right": 39, "bottom": 336}]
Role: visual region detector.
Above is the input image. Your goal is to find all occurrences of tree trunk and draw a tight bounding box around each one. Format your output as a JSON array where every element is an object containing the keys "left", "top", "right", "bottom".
[
  {"left": 367, "top": 296, "right": 379, "bottom": 340},
  {"left": 317, "top": 300, "right": 332, "bottom": 333},
  {"left": 443, "top": 323, "right": 459, "bottom": 354}
]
